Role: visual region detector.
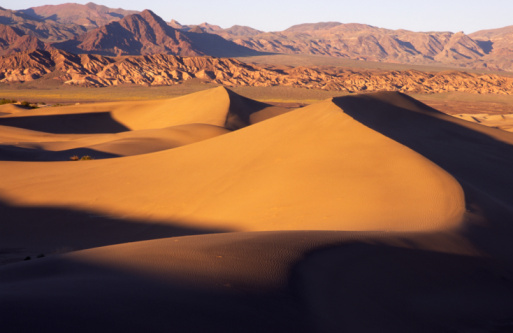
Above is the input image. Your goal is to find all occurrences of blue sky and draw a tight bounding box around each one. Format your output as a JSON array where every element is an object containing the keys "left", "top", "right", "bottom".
[{"left": 4, "top": 0, "right": 513, "bottom": 33}]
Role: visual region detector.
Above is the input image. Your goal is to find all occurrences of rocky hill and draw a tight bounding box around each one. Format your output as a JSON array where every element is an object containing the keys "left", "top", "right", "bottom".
[
  {"left": 0, "top": 24, "right": 52, "bottom": 55},
  {"left": 54, "top": 10, "right": 261, "bottom": 57},
  {"left": 1, "top": 49, "right": 512, "bottom": 94}
]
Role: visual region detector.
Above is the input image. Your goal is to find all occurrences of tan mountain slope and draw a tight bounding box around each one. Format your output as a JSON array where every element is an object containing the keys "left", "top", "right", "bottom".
[
  {"left": 0, "top": 6, "right": 86, "bottom": 43},
  {"left": 20, "top": 2, "right": 138, "bottom": 29},
  {"left": 470, "top": 25, "right": 513, "bottom": 71},
  {"left": 0, "top": 24, "right": 52, "bottom": 55},
  {"left": 205, "top": 22, "right": 489, "bottom": 69},
  {"left": 53, "top": 10, "right": 260, "bottom": 57},
  {"left": 0, "top": 3, "right": 137, "bottom": 44}
]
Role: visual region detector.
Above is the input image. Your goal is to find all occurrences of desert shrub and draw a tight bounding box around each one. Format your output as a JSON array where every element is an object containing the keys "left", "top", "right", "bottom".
[
  {"left": 70, "top": 155, "right": 94, "bottom": 161},
  {"left": 16, "top": 101, "right": 39, "bottom": 109},
  {"left": 0, "top": 98, "right": 17, "bottom": 105}
]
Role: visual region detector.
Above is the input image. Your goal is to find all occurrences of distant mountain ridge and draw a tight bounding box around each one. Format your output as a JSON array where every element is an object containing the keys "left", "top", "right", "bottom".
[
  {"left": 54, "top": 9, "right": 261, "bottom": 57},
  {"left": 19, "top": 2, "right": 138, "bottom": 28},
  {"left": 191, "top": 22, "right": 511, "bottom": 71},
  {"left": 0, "top": 2, "right": 513, "bottom": 71}
]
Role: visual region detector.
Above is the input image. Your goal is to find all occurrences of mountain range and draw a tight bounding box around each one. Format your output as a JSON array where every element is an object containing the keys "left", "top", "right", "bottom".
[{"left": 0, "top": 2, "right": 512, "bottom": 71}]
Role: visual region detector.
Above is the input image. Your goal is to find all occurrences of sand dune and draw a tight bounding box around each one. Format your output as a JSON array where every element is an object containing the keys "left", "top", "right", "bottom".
[
  {"left": 0, "top": 87, "right": 280, "bottom": 129},
  {"left": 0, "top": 103, "right": 26, "bottom": 115},
  {"left": 0, "top": 87, "right": 291, "bottom": 160},
  {"left": 0, "top": 123, "right": 231, "bottom": 161},
  {"left": 1, "top": 88, "right": 513, "bottom": 333},
  {"left": 0, "top": 91, "right": 464, "bottom": 233},
  {"left": 455, "top": 113, "right": 513, "bottom": 132}
]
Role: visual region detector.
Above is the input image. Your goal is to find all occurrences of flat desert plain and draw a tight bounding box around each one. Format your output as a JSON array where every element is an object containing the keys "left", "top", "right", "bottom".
[{"left": 1, "top": 87, "right": 513, "bottom": 332}]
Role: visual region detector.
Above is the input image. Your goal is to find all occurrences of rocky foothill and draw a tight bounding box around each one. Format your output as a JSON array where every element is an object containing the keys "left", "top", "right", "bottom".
[{"left": 1, "top": 49, "right": 512, "bottom": 94}]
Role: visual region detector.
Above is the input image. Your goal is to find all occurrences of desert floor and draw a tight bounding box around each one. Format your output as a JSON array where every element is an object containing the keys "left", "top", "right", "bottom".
[{"left": 1, "top": 87, "right": 513, "bottom": 332}]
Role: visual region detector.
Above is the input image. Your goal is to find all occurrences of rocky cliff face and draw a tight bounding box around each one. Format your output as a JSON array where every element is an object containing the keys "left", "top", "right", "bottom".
[{"left": 2, "top": 49, "right": 512, "bottom": 95}]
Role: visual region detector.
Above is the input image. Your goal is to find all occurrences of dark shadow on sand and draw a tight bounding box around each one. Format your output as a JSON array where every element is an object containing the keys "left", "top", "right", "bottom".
[
  {"left": 0, "top": 252, "right": 308, "bottom": 333},
  {"left": 0, "top": 199, "right": 226, "bottom": 265},
  {"left": 291, "top": 240, "right": 513, "bottom": 333},
  {"left": 0, "top": 112, "right": 130, "bottom": 134},
  {"left": 0, "top": 145, "right": 120, "bottom": 161}
]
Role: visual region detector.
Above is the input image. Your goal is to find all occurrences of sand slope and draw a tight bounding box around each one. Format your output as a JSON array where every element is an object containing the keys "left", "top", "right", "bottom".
[
  {"left": 0, "top": 93, "right": 464, "bottom": 234},
  {"left": 455, "top": 113, "right": 513, "bottom": 132},
  {"left": 1, "top": 88, "right": 513, "bottom": 333}
]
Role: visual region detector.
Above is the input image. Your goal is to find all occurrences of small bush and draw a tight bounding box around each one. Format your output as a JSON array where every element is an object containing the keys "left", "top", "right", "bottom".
[
  {"left": 70, "top": 155, "right": 94, "bottom": 161},
  {"left": 0, "top": 98, "right": 17, "bottom": 105},
  {"left": 18, "top": 101, "right": 39, "bottom": 109}
]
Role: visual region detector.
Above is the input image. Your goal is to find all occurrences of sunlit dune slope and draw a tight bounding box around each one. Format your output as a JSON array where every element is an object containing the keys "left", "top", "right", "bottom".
[
  {"left": 455, "top": 113, "right": 513, "bottom": 132},
  {"left": 0, "top": 89, "right": 465, "bottom": 233},
  {"left": 0, "top": 87, "right": 290, "bottom": 160},
  {"left": 0, "top": 87, "right": 287, "bottom": 131},
  {"left": 0, "top": 123, "right": 230, "bottom": 161},
  {"left": 0, "top": 104, "right": 26, "bottom": 115}
]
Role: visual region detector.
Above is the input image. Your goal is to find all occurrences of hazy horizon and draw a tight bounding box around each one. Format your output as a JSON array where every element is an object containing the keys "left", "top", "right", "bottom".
[{"left": 2, "top": 0, "right": 512, "bottom": 34}]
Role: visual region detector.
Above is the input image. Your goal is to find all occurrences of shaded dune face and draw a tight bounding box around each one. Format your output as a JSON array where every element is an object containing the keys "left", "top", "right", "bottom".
[{"left": 0, "top": 87, "right": 465, "bottom": 233}]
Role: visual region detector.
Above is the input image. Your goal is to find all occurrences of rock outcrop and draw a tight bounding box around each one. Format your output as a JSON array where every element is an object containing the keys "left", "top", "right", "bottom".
[{"left": 1, "top": 49, "right": 513, "bottom": 95}]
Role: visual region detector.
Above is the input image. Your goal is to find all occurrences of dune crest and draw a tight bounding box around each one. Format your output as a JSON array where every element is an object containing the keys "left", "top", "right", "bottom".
[
  {"left": 0, "top": 89, "right": 465, "bottom": 232},
  {"left": 3, "top": 88, "right": 513, "bottom": 333}
]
